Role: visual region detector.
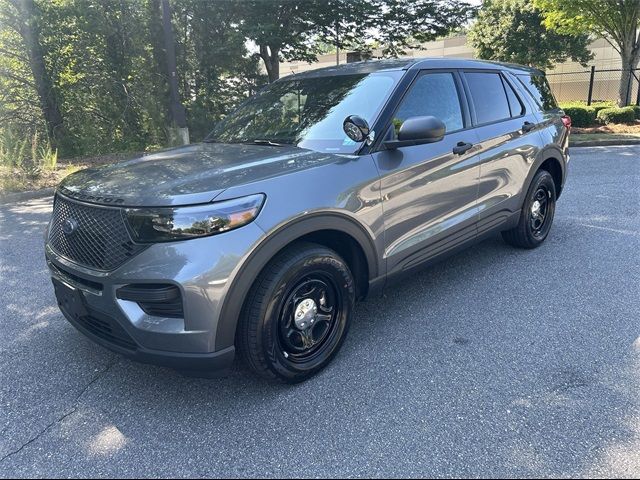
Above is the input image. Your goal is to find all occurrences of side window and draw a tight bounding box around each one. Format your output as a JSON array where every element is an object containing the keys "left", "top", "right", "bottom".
[
  {"left": 393, "top": 72, "right": 464, "bottom": 134},
  {"left": 516, "top": 74, "right": 558, "bottom": 111},
  {"left": 465, "top": 72, "right": 511, "bottom": 124},
  {"left": 503, "top": 76, "right": 525, "bottom": 117}
]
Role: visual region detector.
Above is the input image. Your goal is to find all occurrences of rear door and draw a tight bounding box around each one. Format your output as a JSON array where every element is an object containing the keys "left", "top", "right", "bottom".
[
  {"left": 461, "top": 70, "right": 543, "bottom": 230},
  {"left": 513, "top": 71, "right": 569, "bottom": 156},
  {"left": 372, "top": 70, "right": 482, "bottom": 276}
]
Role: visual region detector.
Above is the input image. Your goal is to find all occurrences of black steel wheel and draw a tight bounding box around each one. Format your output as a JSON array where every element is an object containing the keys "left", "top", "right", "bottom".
[
  {"left": 237, "top": 242, "right": 355, "bottom": 383},
  {"left": 277, "top": 274, "right": 342, "bottom": 362},
  {"left": 502, "top": 169, "right": 557, "bottom": 249},
  {"left": 530, "top": 185, "right": 552, "bottom": 239}
]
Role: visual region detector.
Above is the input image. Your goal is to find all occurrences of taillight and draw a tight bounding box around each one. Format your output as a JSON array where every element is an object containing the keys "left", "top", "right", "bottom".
[{"left": 562, "top": 115, "right": 572, "bottom": 129}]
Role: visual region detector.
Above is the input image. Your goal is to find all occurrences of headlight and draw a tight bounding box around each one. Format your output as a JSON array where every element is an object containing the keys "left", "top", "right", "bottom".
[{"left": 125, "top": 194, "right": 265, "bottom": 243}]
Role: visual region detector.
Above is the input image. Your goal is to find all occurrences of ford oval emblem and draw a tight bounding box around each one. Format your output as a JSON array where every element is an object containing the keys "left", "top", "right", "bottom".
[{"left": 62, "top": 218, "right": 79, "bottom": 236}]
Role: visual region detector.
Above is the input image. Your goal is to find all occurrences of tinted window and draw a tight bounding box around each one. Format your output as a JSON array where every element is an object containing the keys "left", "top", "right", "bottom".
[
  {"left": 504, "top": 77, "right": 524, "bottom": 116},
  {"left": 516, "top": 74, "right": 558, "bottom": 111},
  {"left": 394, "top": 72, "right": 464, "bottom": 133},
  {"left": 465, "top": 72, "right": 511, "bottom": 124}
]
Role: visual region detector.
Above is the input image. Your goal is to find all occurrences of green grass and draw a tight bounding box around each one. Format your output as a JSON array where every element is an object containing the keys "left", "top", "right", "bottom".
[{"left": 570, "top": 133, "right": 640, "bottom": 144}]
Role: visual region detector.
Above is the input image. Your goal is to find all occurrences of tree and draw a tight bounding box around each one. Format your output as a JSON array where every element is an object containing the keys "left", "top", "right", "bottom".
[
  {"left": 3, "top": 0, "right": 65, "bottom": 149},
  {"left": 233, "top": 1, "right": 352, "bottom": 83},
  {"left": 171, "top": 0, "right": 265, "bottom": 139},
  {"left": 469, "top": 0, "right": 592, "bottom": 71},
  {"left": 373, "top": 0, "right": 477, "bottom": 57},
  {"left": 0, "top": 0, "right": 479, "bottom": 161},
  {"left": 236, "top": 0, "right": 477, "bottom": 83},
  {"left": 535, "top": 0, "right": 640, "bottom": 106}
]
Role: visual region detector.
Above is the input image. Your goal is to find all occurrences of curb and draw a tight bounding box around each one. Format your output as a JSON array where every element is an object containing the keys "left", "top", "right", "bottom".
[
  {"left": 570, "top": 138, "right": 640, "bottom": 147},
  {"left": 0, "top": 187, "right": 55, "bottom": 205}
]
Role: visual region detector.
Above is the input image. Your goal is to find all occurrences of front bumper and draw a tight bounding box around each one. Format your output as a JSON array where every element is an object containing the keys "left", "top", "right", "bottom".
[
  {"left": 54, "top": 284, "right": 235, "bottom": 372},
  {"left": 45, "top": 221, "right": 265, "bottom": 372}
]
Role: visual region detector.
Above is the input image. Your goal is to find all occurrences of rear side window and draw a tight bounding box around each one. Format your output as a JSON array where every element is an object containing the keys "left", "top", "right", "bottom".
[
  {"left": 516, "top": 74, "right": 558, "bottom": 111},
  {"left": 465, "top": 72, "right": 511, "bottom": 124},
  {"left": 394, "top": 72, "right": 464, "bottom": 133},
  {"left": 504, "top": 78, "right": 525, "bottom": 117}
]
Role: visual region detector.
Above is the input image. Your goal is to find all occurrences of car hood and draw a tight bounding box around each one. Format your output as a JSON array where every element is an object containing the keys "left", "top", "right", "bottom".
[{"left": 58, "top": 143, "right": 344, "bottom": 207}]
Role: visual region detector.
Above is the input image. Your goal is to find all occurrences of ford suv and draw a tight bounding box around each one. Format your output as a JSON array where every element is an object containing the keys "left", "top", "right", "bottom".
[{"left": 45, "top": 58, "right": 570, "bottom": 382}]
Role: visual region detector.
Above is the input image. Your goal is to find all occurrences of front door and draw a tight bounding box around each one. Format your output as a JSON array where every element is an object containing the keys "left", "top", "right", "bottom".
[{"left": 372, "top": 70, "right": 482, "bottom": 276}]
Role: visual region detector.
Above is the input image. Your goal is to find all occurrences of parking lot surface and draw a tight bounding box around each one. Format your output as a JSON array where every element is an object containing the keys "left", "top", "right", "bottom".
[{"left": 1, "top": 145, "right": 639, "bottom": 478}]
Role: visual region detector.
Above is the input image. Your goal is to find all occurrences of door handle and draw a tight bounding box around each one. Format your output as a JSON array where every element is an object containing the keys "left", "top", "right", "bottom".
[
  {"left": 453, "top": 141, "right": 473, "bottom": 155},
  {"left": 522, "top": 121, "right": 535, "bottom": 133}
]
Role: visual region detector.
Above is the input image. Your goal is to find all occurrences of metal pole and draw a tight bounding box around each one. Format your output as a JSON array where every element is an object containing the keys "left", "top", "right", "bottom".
[
  {"left": 587, "top": 65, "right": 595, "bottom": 105},
  {"left": 335, "top": 19, "right": 339, "bottom": 66},
  {"left": 626, "top": 69, "right": 633, "bottom": 105}
]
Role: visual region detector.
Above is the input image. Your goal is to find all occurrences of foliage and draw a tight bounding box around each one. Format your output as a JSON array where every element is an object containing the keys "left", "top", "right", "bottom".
[
  {"left": 559, "top": 104, "right": 596, "bottom": 127},
  {"left": 0, "top": 0, "right": 475, "bottom": 169},
  {"left": 596, "top": 106, "right": 636, "bottom": 125},
  {"left": 233, "top": 1, "right": 476, "bottom": 83},
  {"left": 559, "top": 101, "right": 616, "bottom": 127},
  {"left": 468, "top": 0, "right": 592, "bottom": 70},
  {"left": 371, "top": 0, "right": 477, "bottom": 58},
  {"left": 0, "top": 0, "right": 266, "bottom": 159},
  {"left": 534, "top": 0, "right": 640, "bottom": 106},
  {"left": 0, "top": 127, "right": 57, "bottom": 179}
]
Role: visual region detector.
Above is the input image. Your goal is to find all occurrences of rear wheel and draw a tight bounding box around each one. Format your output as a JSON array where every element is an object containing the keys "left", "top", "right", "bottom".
[
  {"left": 502, "top": 169, "right": 556, "bottom": 248},
  {"left": 237, "top": 242, "right": 355, "bottom": 383}
]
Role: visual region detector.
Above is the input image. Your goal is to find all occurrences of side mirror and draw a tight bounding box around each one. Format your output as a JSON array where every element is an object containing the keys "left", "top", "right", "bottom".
[
  {"left": 343, "top": 115, "right": 373, "bottom": 144},
  {"left": 383, "top": 116, "right": 446, "bottom": 150}
]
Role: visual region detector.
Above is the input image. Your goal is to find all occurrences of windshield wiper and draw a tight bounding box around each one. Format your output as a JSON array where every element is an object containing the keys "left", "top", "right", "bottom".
[{"left": 243, "top": 139, "right": 290, "bottom": 147}]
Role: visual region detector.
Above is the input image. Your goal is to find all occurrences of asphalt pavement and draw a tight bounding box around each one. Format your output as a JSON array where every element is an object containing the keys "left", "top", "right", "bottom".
[{"left": 0, "top": 146, "right": 639, "bottom": 478}]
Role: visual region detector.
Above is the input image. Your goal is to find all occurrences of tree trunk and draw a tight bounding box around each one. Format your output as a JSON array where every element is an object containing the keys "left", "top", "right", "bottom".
[
  {"left": 147, "top": 0, "right": 171, "bottom": 123},
  {"left": 13, "top": 0, "right": 65, "bottom": 149},
  {"left": 259, "top": 45, "right": 280, "bottom": 83},
  {"left": 161, "top": 0, "right": 189, "bottom": 144},
  {"left": 617, "top": 34, "right": 640, "bottom": 106}
]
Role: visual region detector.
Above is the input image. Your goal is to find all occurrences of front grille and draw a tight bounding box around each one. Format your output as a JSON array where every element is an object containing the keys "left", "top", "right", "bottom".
[
  {"left": 49, "top": 194, "right": 147, "bottom": 271},
  {"left": 49, "top": 262, "right": 103, "bottom": 292}
]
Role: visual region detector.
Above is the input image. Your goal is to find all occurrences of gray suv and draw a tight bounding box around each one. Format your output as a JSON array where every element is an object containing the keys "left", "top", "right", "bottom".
[{"left": 46, "top": 58, "right": 570, "bottom": 383}]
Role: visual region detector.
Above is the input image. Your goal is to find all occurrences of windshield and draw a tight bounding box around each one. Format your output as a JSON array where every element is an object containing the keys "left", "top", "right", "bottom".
[{"left": 206, "top": 71, "right": 402, "bottom": 154}]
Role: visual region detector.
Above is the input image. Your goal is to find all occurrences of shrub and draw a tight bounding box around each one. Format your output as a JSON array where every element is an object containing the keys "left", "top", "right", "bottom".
[
  {"left": 591, "top": 102, "right": 616, "bottom": 116},
  {"left": 0, "top": 128, "right": 30, "bottom": 168},
  {"left": 0, "top": 128, "right": 57, "bottom": 178},
  {"left": 632, "top": 105, "right": 640, "bottom": 120},
  {"left": 559, "top": 104, "right": 596, "bottom": 127},
  {"left": 596, "top": 106, "right": 636, "bottom": 125}
]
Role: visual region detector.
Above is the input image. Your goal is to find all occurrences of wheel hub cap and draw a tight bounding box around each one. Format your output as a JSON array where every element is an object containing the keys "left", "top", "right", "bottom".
[
  {"left": 531, "top": 200, "right": 541, "bottom": 216},
  {"left": 294, "top": 298, "right": 317, "bottom": 330}
]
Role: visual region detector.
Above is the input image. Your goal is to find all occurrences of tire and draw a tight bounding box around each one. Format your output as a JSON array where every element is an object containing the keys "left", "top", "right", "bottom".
[
  {"left": 502, "top": 169, "right": 557, "bottom": 249},
  {"left": 237, "top": 242, "right": 355, "bottom": 383}
]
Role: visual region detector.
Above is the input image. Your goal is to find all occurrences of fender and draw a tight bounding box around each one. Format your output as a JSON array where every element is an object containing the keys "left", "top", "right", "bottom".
[
  {"left": 214, "top": 212, "right": 381, "bottom": 350},
  {"left": 522, "top": 143, "right": 567, "bottom": 203}
]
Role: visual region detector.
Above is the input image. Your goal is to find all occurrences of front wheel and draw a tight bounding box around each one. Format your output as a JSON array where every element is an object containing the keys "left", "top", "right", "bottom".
[
  {"left": 237, "top": 242, "right": 355, "bottom": 383},
  {"left": 502, "top": 169, "right": 557, "bottom": 249}
]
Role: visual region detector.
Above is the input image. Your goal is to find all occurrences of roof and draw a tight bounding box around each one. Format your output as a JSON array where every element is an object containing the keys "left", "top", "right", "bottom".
[
  {"left": 279, "top": 57, "right": 543, "bottom": 81},
  {"left": 280, "top": 58, "right": 415, "bottom": 80}
]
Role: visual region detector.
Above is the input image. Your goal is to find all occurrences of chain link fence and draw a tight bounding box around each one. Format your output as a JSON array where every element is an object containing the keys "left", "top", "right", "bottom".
[{"left": 546, "top": 67, "right": 640, "bottom": 105}]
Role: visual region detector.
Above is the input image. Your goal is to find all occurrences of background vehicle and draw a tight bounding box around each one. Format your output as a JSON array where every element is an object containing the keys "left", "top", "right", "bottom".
[{"left": 46, "top": 58, "right": 569, "bottom": 383}]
